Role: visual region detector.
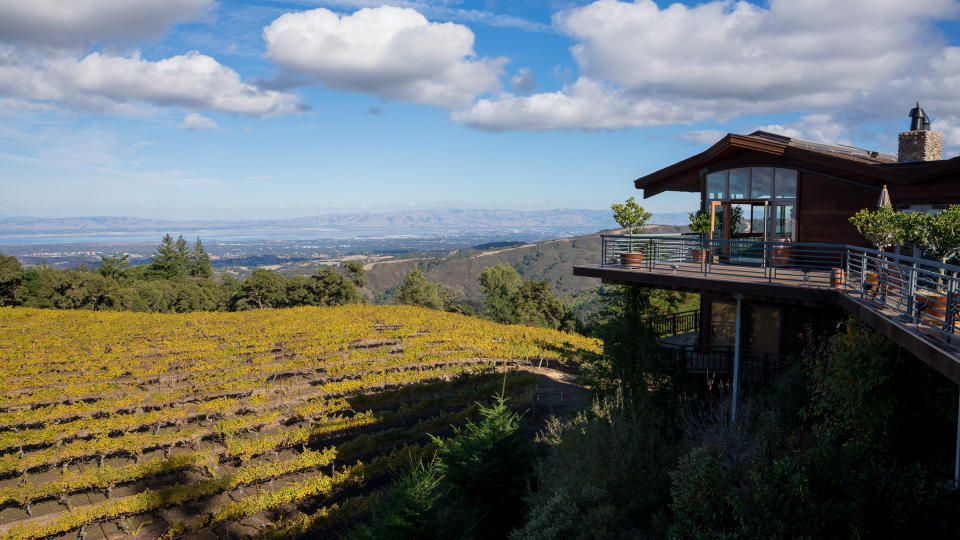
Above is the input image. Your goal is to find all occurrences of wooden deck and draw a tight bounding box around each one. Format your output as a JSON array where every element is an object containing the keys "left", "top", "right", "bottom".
[{"left": 573, "top": 262, "right": 960, "bottom": 384}]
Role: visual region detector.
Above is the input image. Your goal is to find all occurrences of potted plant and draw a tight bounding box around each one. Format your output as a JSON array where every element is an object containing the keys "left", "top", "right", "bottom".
[
  {"left": 611, "top": 196, "right": 652, "bottom": 268},
  {"left": 900, "top": 205, "right": 960, "bottom": 328},
  {"left": 849, "top": 205, "right": 905, "bottom": 294},
  {"left": 688, "top": 210, "right": 711, "bottom": 263}
]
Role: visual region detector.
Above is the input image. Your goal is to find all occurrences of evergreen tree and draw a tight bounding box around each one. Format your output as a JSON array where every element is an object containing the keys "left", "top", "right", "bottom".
[
  {"left": 395, "top": 267, "right": 450, "bottom": 310},
  {"left": 189, "top": 237, "right": 213, "bottom": 279},
  {"left": 0, "top": 254, "right": 24, "bottom": 307},
  {"left": 312, "top": 267, "right": 362, "bottom": 306},
  {"left": 98, "top": 253, "right": 130, "bottom": 281},
  {"left": 149, "top": 234, "right": 188, "bottom": 280},
  {"left": 478, "top": 264, "right": 522, "bottom": 324},
  {"left": 342, "top": 260, "right": 367, "bottom": 288},
  {"left": 513, "top": 280, "right": 565, "bottom": 329}
]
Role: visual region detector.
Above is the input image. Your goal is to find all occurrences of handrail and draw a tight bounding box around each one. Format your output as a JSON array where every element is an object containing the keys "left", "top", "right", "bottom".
[
  {"left": 598, "top": 234, "right": 960, "bottom": 342},
  {"left": 639, "top": 309, "right": 700, "bottom": 337}
]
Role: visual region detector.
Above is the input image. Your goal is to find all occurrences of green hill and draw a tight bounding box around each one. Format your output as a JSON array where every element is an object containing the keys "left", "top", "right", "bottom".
[{"left": 362, "top": 225, "right": 689, "bottom": 306}]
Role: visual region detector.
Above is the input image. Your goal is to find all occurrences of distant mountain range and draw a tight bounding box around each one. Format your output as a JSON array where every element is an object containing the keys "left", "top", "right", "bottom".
[{"left": 0, "top": 209, "right": 693, "bottom": 239}]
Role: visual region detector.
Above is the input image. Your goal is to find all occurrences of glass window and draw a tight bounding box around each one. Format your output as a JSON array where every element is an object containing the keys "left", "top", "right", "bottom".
[
  {"left": 774, "top": 169, "right": 797, "bottom": 199},
  {"left": 709, "top": 302, "right": 737, "bottom": 347},
  {"left": 728, "top": 168, "right": 749, "bottom": 199},
  {"left": 775, "top": 204, "right": 794, "bottom": 240},
  {"left": 750, "top": 167, "right": 773, "bottom": 199},
  {"left": 706, "top": 171, "right": 727, "bottom": 200},
  {"left": 748, "top": 305, "right": 781, "bottom": 355}
]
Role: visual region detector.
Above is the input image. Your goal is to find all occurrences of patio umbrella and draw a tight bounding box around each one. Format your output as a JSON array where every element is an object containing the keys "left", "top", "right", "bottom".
[{"left": 878, "top": 185, "right": 891, "bottom": 207}]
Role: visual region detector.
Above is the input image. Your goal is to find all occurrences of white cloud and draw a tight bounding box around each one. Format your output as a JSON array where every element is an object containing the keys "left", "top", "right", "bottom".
[
  {"left": 455, "top": 0, "right": 960, "bottom": 131},
  {"left": 511, "top": 68, "right": 536, "bottom": 94},
  {"left": 755, "top": 114, "right": 852, "bottom": 145},
  {"left": 453, "top": 77, "right": 704, "bottom": 131},
  {"left": 299, "top": 1, "right": 549, "bottom": 32},
  {"left": 179, "top": 112, "right": 218, "bottom": 130},
  {"left": 264, "top": 6, "right": 506, "bottom": 109},
  {"left": 0, "top": 49, "right": 303, "bottom": 116},
  {"left": 680, "top": 129, "right": 725, "bottom": 144},
  {"left": 0, "top": 0, "right": 214, "bottom": 50}
]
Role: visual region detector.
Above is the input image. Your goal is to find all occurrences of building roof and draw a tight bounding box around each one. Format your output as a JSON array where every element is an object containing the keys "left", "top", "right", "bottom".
[{"left": 634, "top": 131, "right": 960, "bottom": 198}]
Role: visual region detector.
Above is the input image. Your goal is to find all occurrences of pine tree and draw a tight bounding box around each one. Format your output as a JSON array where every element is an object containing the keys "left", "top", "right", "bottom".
[
  {"left": 189, "top": 238, "right": 212, "bottom": 279},
  {"left": 149, "top": 234, "right": 188, "bottom": 280}
]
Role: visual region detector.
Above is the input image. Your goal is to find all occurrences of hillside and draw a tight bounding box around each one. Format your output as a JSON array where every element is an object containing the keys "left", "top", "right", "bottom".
[
  {"left": 361, "top": 224, "right": 689, "bottom": 303},
  {"left": 0, "top": 305, "right": 599, "bottom": 539}
]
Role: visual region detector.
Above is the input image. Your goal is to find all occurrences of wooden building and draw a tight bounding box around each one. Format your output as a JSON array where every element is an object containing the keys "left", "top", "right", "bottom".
[{"left": 574, "top": 106, "right": 960, "bottom": 383}]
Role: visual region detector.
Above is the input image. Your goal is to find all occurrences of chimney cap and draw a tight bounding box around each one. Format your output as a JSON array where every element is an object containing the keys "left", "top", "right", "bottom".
[{"left": 909, "top": 102, "right": 931, "bottom": 131}]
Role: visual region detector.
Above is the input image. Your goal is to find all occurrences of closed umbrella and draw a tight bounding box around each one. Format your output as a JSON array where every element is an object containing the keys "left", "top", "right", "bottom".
[{"left": 878, "top": 185, "right": 891, "bottom": 207}]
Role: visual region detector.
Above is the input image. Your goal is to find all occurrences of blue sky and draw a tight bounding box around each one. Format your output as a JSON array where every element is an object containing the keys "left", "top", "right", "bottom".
[{"left": 1, "top": 0, "right": 960, "bottom": 220}]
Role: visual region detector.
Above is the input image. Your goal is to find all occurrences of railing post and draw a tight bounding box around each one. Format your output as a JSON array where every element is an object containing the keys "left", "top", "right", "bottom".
[
  {"left": 947, "top": 277, "right": 957, "bottom": 340},
  {"left": 859, "top": 252, "right": 866, "bottom": 299},
  {"left": 907, "top": 261, "right": 918, "bottom": 321},
  {"left": 955, "top": 386, "right": 960, "bottom": 489},
  {"left": 880, "top": 257, "right": 888, "bottom": 306},
  {"left": 731, "top": 294, "right": 743, "bottom": 424}
]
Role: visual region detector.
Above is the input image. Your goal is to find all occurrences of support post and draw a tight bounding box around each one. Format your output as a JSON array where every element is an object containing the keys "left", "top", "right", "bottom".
[
  {"left": 955, "top": 386, "right": 960, "bottom": 489},
  {"left": 731, "top": 294, "right": 743, "bottom": 424}
]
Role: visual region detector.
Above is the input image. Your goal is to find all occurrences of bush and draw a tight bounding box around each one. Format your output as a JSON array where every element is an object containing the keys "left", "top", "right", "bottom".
[{"left": 514, "top": 396, "right": 678, "bottom": 539}]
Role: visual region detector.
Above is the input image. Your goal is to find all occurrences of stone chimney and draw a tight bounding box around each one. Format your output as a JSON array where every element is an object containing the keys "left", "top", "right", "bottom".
[{"left": 898, "top": 103, "right": 942, "bottom": 162}]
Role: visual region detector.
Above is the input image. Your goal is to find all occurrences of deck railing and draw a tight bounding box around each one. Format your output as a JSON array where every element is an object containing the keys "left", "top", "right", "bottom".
[
  {"left": 659, "top": 344, "right": 785, "bottom": 384},
  {"left": 600, "top": 234, "right": 960, "bottom": 342},
  {"left": 639, "top": 309, "right": 700, "bottom": 337}
]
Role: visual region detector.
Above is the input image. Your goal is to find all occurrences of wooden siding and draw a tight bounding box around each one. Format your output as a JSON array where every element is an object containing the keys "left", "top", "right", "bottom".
[{"left": 796, "top": 171, "right": 877, "bottom": 246}]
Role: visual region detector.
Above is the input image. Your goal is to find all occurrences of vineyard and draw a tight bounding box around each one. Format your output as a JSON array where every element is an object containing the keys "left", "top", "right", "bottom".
[{"left": 0, "top": 305, "right": 601, "bottom": 539}]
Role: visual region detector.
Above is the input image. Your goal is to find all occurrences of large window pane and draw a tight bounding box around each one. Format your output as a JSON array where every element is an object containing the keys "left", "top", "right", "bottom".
[
  {"left": 729, "top": 168, "right": 749, "bottom": 199},
  {"left": 750, "top": 167, "right": 773, "bottom": 199},
  {"left": 775, "top": 204, "right": 794, "bottom": 240},
  {"left": 706, "top": 171, "right": 727, "bottom": 200},
  {"left": 710, "top": 302, "right": 737, "bottom": 347},
  {"left": 774, "top": 169, "right": 797, "bottom": 199}
]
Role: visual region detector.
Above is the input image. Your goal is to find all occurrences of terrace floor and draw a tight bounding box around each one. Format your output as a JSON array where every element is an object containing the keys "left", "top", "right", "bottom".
[{"left": 573, "top": 262, "right": 960, "bottom": 384}]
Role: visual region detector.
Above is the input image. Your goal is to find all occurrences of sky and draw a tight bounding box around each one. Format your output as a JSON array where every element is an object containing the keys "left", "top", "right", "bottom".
[{"left": 2, "top": 0, "right": 960, "bottom": 220}]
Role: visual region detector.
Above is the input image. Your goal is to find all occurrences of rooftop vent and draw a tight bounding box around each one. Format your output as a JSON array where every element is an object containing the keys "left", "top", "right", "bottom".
[{"left": 899, "top": 102, "right": 941, "bottom": 162}]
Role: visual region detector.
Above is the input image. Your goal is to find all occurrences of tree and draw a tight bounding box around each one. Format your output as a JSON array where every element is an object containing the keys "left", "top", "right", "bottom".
[
  {"left": 286, "top": 276, "right": 317, "bottom": 307},
  {"left": 189, "top": 238, "right": 213, "bottom": 279},
  {"left": 688, "top": 210, "right": 712, "bottom": 235},
  {"left": 312, "top": 267, "right": 362, "bottom": 306},
  {"left": 0, "top": 254, "right": 24, "bottom": 307},
  {"left": 342, "top": 260, "right": 367, "bottom": 288},
  {"left": 513, "top": 280, "right": 566, "bottom": 329},
  {"left": 611, "top": 196, "right": 653, "bottom": 253},
  {"left": 233, "top": 269, "right": 287, "bottom": 310},
  {"left": 849, "top": 206, "right": 903, "bottom": 251},
  {"left": 395, "top": 268, "right": 450, "bottom": 311},
  {"left": 901, "top": 205, "right": 960, "bottom": 264},
  {"left": 478, "top": 264, "right": 522, "bottom": 324},
  {"left": 149, "top": 234, "right": 188, "bottom": 280},
  {"left": 98, "top": 253, "right": 130, "bottom": 281}
]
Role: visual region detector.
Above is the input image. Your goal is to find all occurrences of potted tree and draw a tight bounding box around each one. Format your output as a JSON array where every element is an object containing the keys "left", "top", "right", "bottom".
[
  {"left": 688, "top": 210, "right": 711, "bottom": 263},
  {"left": 849, "top": 205, "right": 904, "bottom": 293},
  {"left": 611, "top": 196, "right": 652, "bottom": 268},
  {"left": 900, "top": 205, "right": 960, "bottom": 328}
]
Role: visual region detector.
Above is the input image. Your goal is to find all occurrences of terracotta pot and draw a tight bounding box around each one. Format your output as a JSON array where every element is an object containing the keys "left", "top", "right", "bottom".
[
  {"left": 830, "top": 268, "right": 845, "bottom": 288},
  {"left": 864, "top": 271, "right": 882, "bottom": 296},
  {"left": 691, "top": 248, "right": 709, "bottom": 263},
  {"left": 771, "top": 238, "right": 792, "bottom": 266},
  {"left": 917, "top": 294, "right": 957, "bottom": 329},
  {"left": 620, "top": 252, "right": 643, "bottom": 268}
]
